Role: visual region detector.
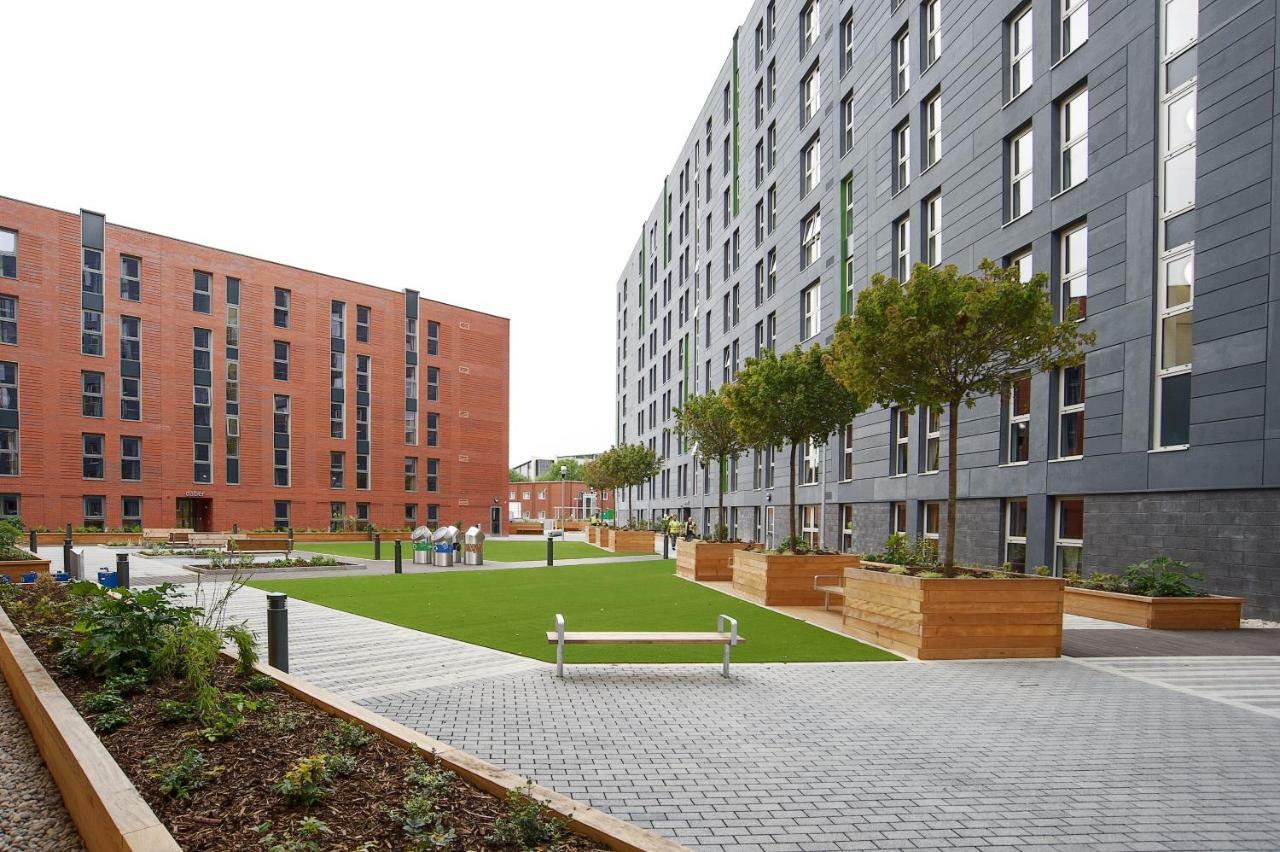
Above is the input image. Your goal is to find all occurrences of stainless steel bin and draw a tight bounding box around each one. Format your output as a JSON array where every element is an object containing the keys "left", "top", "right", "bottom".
[
  {"left": 411, "top": 525, "right": 432, "bottom": 565},
  {"left": 463, "top": 525, "right": 485, "bottom": 565},
  {"left": 432, "top": 526, "right": 457, "bottom": 567}
]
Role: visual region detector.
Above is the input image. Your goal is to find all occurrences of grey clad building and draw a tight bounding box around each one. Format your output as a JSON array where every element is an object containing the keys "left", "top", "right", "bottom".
[{"left": 614, "top": 0, "right": 1280, "bottom": 619}]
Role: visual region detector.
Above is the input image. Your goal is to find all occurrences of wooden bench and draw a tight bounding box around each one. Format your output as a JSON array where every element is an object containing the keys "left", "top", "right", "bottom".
[
  {"left": 230, "top": 537, "right": 291, "bottom": 554},
  {"left": 546, "top": 613, "right": 744, "bottom": 678},
  {"left": 813, "top": 574, "right": 845, "bottom": 612},
  {"left": 189, "top": 533, "right": 230, "bottom": 549}
]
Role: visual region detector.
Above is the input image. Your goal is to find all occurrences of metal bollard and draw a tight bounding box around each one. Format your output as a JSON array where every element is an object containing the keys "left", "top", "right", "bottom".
[
  {"left": 394, "top": 538, "right": 403, "bottom": 574},
  {"left": 546, "top": 535, "right": 554, "bottom": 567},
  {"left": 266, "top": 593, "right": 289, "bottom": 673},
  {"left": 28, "top": 529, "right": 37, "bottom": 554},
  {"left": 115, "top": 553, "right": 130, "bottom": 590},
  {"left": 373, "top": 532, "right": 381, "bottom": 561},
  {"left": 663, "top": 533, "right": 669, "bottom": 559},
  {"left": 287, "top": 526, "right": 294, "bottom": 553}
]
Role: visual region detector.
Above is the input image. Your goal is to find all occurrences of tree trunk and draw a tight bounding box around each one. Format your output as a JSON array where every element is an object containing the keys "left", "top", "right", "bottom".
[
  {"left": 717, "top": 454, "right": 726, "bottom": 541},
  {"left": 789, "top": 441, "right": 799, "bottom": 548},
  {"left": 626, "top": 484, "right": 632, "bottom": 528},
  {"left": 945, "top": 400, "right": 959, "bottom": 573}
]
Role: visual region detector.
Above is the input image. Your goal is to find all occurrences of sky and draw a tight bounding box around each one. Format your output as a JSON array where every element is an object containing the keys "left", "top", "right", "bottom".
[{"left": 5, "top": 0, "right": 750, "bottom": 467}]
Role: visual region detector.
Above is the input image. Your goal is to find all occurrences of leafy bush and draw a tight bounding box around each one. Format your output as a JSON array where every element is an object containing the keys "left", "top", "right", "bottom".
[
  {"left": 274, "top": 755, "right": 333, "bottom": 806},
  {"left": 83, "top": 688, "right": 125, "bottom": 713},
  {"left": 156, "top": 698, "right": 196, "bottom": 723},
  {"left": 320, "top": 719, "right": 373, "bottom": 752},
  {"left": 1066, "top": 556, "right": 1203, "bottom": 597},
  {"left": 196, "top": 708, "right": 243, "bottom": 742},
  {"left": 151, "top": 748, "right": 218, "bottom": 800},
  {"left": 486, "top": 785, "right": 565, "bottom": 847},
  {"left": 868, "top": 533, "right": 939, "bottom": 568},
  {"left": 105, "top": 671, "right": 149, "bottom": 695},
  {"left": 255, "top": 817, "right": 332, "bottom": 852},
  {"left": 70, "top": 582, "right": 199, "bottom": 676},
  {"left": 92, "top": 707, "right": 131, "bottom": 733},
  {"left": 405, "top": 754, "right": 456, "bottom": 798},
  {"left": 325, "top": 752, "right": 357, "bottom": 776},
  {"left": 264, "top": 709, "right": 307, "bottom": 734},
  {"left": 244, "top": 674, "right": 277, "bottom": 693},
  {"left": 394, "top": 793, "right": 456, "bottom": 849}
]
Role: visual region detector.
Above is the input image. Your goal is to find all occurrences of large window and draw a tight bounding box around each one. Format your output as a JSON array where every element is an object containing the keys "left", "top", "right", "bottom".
[
  {"left": 0, "top": 296, "right": 14, "bottom": 346},
  {"left": 121, "top": 436, "right": 142, "bottom": 481},
  {"left": 0, "top": 428, "right": 17, "bottom": 476},
  {"left": 894, "top": 121, "right": 911, "bottom": 193},
  {"left": 923, "top": 91, "right": 941, "bottom": 169},
  {"left": 426, "top": 458, "right": 439, "bottom": 492},
  {"left": 1059, "top": 87, "right": 1088, "bottom": 192},
  {"left": 840, "top": 504, "right": 855, "bottom": 552},
  {"left": 82, "top": 371, "right": 104, "bottom": 418},
  {"left": 1157, "top": 249, "right": 1194, "bottom": 447},
  {"left": 330, "top": 451, "right": 345, "bottom": 489},
  {"left": 923, "top": 407, "right": 941, "bottom": 473},
  {"left": 800, "top": 504, "right": 821, "bottom": 550},
  {"left": 893, "top": 26, "right": 910, "bottom": 100},
  {"left": 1061, "top": 0, "right": 1088, "bottom": 58},
  {"left": 122, "top": 497, "right": 142, "bottom": 529},
  {"left": 891, "top": 501, "right": 907, "bottom": 535},
  {"left": 427, "top": 320, "right": 440, "bottom": 356},
  {"left": 1060, "top": 224, "right": 1088, "bottom": 319},
  {"left": 1008, "top": 127, "right": 1034, "bottom": 220},
  {"left": 802, "top": 136, "right": 821, "bottom": 195},
  {"left": 1005, "top": 498, "right": 1028, "bottom": 570},
  {"left": 894, "top": 215, "right": 911, "bottom": 282},
  {"left": 356, "top": 305, "right": 370, "bottom": 342},
  {"left": 192, "top": 270, "right": 211, "bottom": 313},
  {"left": 0, "top": 229, "right": 15, "bottom": 279},
  {"left": 840, "top": 94, "right": 854, "bottom": 155},
  {"left": 1055, "top": 498, "right": 1084, "bottom": 575},
  {"left": 273, "top": 287, "right": 290, "bottom": 328},
  {"left": 274, "top": 501, "right": 290, "bottom": 531},
  {"left": 801, "top": 283, "right": 821, "bottom": 341},
  {"left": 801, "top": 209, "right": 822, "bottom": 268},
  {"left": 1007, "top": 374, "right": 1031, "bottom": 463},
  {"left": 83, "top": 496, "right": 105, "bottom": 531},
  {"left": 801, "top": 64, "right": 821, "bottom": 125},
  {"left": 120, "top": 256, "right": 141, "bottom": 301},
  {"left": 81, "top": 309, "right": 103, "bottom": 356},
  {"left": 924, "top": 193, "right": 942, "bottom": 267},
  {"left": 1008, "top": 6, "right": 1033, "bottom": 100},
  {"left": 427, "top": 366, "right": 439, "bottom": 402},
  {"left": 273, "top": 341, "right": 290, "bottom": 380},
  {"left": 840, "top": 11, "right": 854, "bottom": 75},
  {"left": 840, "top": 422, "right": 854, "bottom": 480},
  {"left": 892, "top": 407, "right": 910, "bottom": 475},
  {"left": 0, "top": 362, "right": 15, "bottom": 414},
  {"left": 273, "top": 395, "right": 291, "bottom": 486},
  {"left": 922, "top": 0, "right": 941, "bottom": 68},
  {"left": 82, "top": 433, "right": 104, "bottom": 479},
  {"left": 800, "top": 0, "right": 819, "bottom": 55},
  {"left": 922, "top": 502, "right": 941, "bottom": 547},
  {"left": 1059, "top": 363, "right": 1085, "bottom": 458},
  {"left": 404, "top": 457, "right": 418, "bottom": 491}
]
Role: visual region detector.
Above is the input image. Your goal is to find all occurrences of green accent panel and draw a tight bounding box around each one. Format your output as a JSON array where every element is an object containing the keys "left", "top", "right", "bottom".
[
  {"left": 840, "top": 175, "right": 851, "bottom": 316},
  {"left": 681, "top": 334, "right": 690, "bottom": 453},
  {"left": 732, "top": 31, "right": 740, "bottom": 216}
]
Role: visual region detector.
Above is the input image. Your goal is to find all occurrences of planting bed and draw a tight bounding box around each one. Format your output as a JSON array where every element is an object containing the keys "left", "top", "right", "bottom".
[{"left": 0, "top": 580, "right": 606, "bottom": 851}]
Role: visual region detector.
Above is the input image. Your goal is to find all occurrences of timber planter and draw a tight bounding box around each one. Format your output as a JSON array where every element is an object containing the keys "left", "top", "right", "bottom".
[
  {"left": 842, "top": 562, "right": 1065, "bottom": 660},
  {"left": 675, "top": 540, "right": 743, "bottom": 581},
  {"left": 603, "top": 529, "right": 657, "bottom": 553},
  {"left": 1064, "top": 586, "right": 1243, "bottom": 629},
  {"left": 0, "top": 553, "right": 51, "bottom": 583},
  {"left": 731, "top": 550, "right": 857, "bottom": 606},
  {"left": 510, "top": 522, "right": 544, "bottom": 536},
  {"left": 35, "top": 532, "right": 145, "bottom": 547}
]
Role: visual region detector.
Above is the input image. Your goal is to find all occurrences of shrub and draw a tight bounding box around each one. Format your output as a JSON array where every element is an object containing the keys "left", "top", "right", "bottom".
[
  {"left": 105, "top": 671, "right": 149, "bottom": 696},
  {"left": 1121, "top": 556, "right": 1202, "bottom": 597},
  {"left": 274, "top": 755, "right": 333, "bottom": 806},
  {"left": 264, "top": 710, "right": 307, "bottom": 734},
  {"left": 486, "top": 785, "right": 565, "bottom": 847},
  {"left": 394, "top": 793, "right": 455, "bottom": 849},
  {"left": 325, "top": 752, "right": 357, "bottom": 776},
  {"left": 156, "top": 698, "right": 196, "bottom": 723},
  {"left": 151, "top": 748, "right": 217, "bottom": 800},
  {"left": 83, "top": 688, "right": 125, "bottom": 713},
  {"left": 196, "top": 708, "right": 243, "bottom": 742},
  {"left": 869, "top": 533, "right": 939, "bottom": 568},
  {"left": 405, "top": 754, "right": 456, "bottom": 798},
  {"left": 320, "top": 719, "right": 374, "bottom": 752},
  {"left": 92, "top": 708, "right": 131, "bottom": 733},
  {"left": 70, "top": 582, "right": 198, "bottom": 676},
  {"left": 243, "top": 673, "right": 277, "bottom": 693}
]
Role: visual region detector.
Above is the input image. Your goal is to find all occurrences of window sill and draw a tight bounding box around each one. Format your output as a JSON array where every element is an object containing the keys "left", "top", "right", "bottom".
[
  {"left": 1148, "top": 445, "right": 1190, "bottom": 454},
  {"left": 1002, "top": 211, "right": 1033, "bottom": 228},
  {"left": 998, "top": 461, "right": 1029, "bottom": 468},
  {"left": 1048, "top": 455, "right": 1082, "bottom": 463},
  {"left": 889, "top": 473, "right": 908, "bottom": 479},
  {"left": 1050, "top": 179, "right": 1087, "bottom": 201},
  {"left": 918, "top": 470, "right": 940, "bottom": 477}
]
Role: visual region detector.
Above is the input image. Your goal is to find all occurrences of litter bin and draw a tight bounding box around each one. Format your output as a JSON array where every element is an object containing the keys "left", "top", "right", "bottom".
[
  {"left": 463, "top": 526, "right": 485, "bottom": 566},
  {"left": 411, "top": 526, "right": 432, "bottom": 565},
  {"left": 431, "top": 526, "right": 456, "bottom": 568}
]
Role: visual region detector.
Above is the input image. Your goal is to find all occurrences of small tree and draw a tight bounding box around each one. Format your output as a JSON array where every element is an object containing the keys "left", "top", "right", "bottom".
[
  {"left": 828, "top": 261, "right": 1094, "bottom": 570},
  {"left": 508, "top": 469, "right": 530, "bottom": 483},
  {"left": 535, "top": 457, "right": 588, "bottom": 482},
  {"left": 725, "top": 345, "right": 861, "bottom": 550},
  {"left": 673, "top": 390, "right": 747, "bottom": 541},
  {"left": 580, "top": 458, "right": 617, "bottom": 524},
  {"left": 591, "top": 444, "right": 661, "bottom": 527}
]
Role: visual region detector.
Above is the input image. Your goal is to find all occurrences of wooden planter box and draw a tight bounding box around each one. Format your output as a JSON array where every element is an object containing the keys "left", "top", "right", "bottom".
[
  {"left": 842, "top": 563, "right": 1065, "bottom": 660},
  {"left": 35, "top": 532, "right": 144, "bottom": 546},
  {"left": 0, "top": 556, "right": 51, "bottom": 583},
  {"left": 676, "top": 540, "right": 742, "bottom": 581},
  {"left": 603, "top": 529, "right": 657, "bottom": 553},
  {"left": 1064, "top": 586, "right": 1243, "bottom": 629},
  {"left": 292, "top": 531, "right": 371, "bottom": 542},
  {"left": 510, "top": 522, "right": 544, "bottom": 536},
  {"left": 558, "top": 520, "right": 588, "bottom": 532},
  {"left": 731, "top": 550, "right": 856, "bottom": 606}
]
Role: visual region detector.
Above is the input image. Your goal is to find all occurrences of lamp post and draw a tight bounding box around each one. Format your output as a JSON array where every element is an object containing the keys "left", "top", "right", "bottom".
[{"left": 560, "top": 464, "right": 568, "bottom": 526}]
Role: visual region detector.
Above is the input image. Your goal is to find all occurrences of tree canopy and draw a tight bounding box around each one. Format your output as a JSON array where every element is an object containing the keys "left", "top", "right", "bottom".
[
  {"left": 674, "top": 389, "right": 747, "bottom": 540},
  {"left": 535, "top": 457, "right": 589, "bottom": 481}
]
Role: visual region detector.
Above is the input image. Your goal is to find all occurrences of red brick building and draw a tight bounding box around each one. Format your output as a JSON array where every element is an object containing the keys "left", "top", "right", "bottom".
[
  {"left": 0, "top": 196, "right": 509, "bottom": 533},
  {"left": 507, "top": 481, "right": 612, "bottom": 521}
]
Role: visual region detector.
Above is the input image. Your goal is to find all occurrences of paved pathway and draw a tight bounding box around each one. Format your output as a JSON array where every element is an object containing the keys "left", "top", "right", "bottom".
[{"left": 1071, "top": 656, "right": 1280, "bottom": 720}]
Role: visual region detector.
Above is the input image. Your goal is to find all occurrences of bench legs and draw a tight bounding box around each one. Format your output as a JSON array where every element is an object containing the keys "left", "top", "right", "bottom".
[
  {"left": 717, "top": 614, "right": 739, "bottom": 678},
  {"left": 554, "top": 613, "right": 565, "bottom": 677}
]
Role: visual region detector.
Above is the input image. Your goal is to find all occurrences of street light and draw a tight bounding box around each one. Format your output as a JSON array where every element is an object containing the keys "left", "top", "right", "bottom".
[{"left": 560, "top": 464, "right": 568, "bottom": 525}]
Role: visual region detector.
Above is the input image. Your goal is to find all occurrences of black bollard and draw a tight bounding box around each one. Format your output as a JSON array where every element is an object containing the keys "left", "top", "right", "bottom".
[
  {"left": 115, "top": 552, "right": 130, "bottom": 590},
  {"left": 28, "top": 528, "right": 37, "bottom": 554},
  {"left": 373, "top": 532, "right": 382, "bottom": 561},
  {"left": 266, "top": 593, "right": 289, "bottom": 672},
  {"left": 394, "top": 538, "right": 403, "bottom": 574},
  {"left": 63, "top": 540, "right": 73, "bottom": 580},
  {"left": 663, "top": 533, "right": 669, "bottom": 559},
  {"left": 546, "top": 535, "right": 554, "bottom": 567}
]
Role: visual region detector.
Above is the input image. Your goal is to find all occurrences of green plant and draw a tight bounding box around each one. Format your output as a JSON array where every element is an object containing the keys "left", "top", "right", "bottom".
[
  {"left": 151, "top": 748, "right": 218, "bottom": 800},
  {"left": 156, "top": 698, "right": 196, "bottom": 723},
  {"left": 672, "top": 389, "right": 748, "bottom": 536},
  {"left": 1121, "top": 556, "right": 1202, "bottom": 597},
  {"left": 1032, "top": 565, "right": 1052, "bottom": 576},
  {"left": 105, "top": 671, "right": 149, "bottom": 695},
  {"left": 264, "top": 709, "right": 307, "bottom": 734},
  {"left": 244, "top": 673, "right": 277, "bottom": 693},
  {"left": 486, "top": 784, "right": 565, "bottom": 847},
  {"left": 83, "top": 688, "right": 125, "bottom": 713},
  {"left": 405, "top": 753, "right": 456, "bottom": 797},
  {"left": 255, "top": 817, "right": 332, "bottom": 852},
  {"left": 196, "top": 708, "right": 243, "bottom": 742},
  {"left": 92, "top": 707, "right": 131, "bottom": 733},
  {"left": 70, "top": 582, "right": 199, "bottom": 676},
  {"left": 394, "top": 793, "right": 456, "bottom": 849},
  {"left": 869, "top": 533, "right": 939, "bottom": 569},
  {"left": 325, "top": 752, "right": 357, "bottom": 776},
  {"left": 274, "top": 754, "right": 333, "bottom": 806},
  {"left": 320, "top": 719, "right": 373, "bottom": 751}
]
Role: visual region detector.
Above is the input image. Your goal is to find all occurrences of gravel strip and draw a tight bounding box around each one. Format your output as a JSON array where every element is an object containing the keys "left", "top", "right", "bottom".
[{"left": 0, "top": 676, "right": 83, "bottom": 851}]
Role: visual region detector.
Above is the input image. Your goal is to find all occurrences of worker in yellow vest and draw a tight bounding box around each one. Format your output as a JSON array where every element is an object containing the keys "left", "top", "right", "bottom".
[{"left": 667, "top": 516, "right": 681, "bottom": 552}]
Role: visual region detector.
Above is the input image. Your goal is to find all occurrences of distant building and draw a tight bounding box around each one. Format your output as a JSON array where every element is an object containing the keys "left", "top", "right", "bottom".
[
  {"left": 510, "top": 453, "right": 601, "bottom": 482},
  {"left": 507, "top": 480, "right": 612, "bottom": 521}
]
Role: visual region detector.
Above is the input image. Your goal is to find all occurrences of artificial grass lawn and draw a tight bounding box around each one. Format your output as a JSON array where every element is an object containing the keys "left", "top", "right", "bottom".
[
  {"left": 250, "top": 560, "right": 899, "bottom": 664},
  {"left": 295, "top": 539, "right": 647, "bottom": 563}
]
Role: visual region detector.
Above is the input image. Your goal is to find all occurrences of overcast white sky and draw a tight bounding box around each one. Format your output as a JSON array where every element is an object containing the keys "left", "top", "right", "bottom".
[{"left": 6, "top": 0, "right": 749, "bottom": 467}]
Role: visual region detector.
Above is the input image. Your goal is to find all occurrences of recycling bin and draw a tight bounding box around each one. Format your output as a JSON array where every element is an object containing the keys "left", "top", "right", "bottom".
[
  {"left": 431, "top": 526, "right": 456, "bottom": 567},
  {"left": 463, "top": 525, "right": 485, "bottom": 566},
  {"left": 97, "top": 570, "right": 119, "bottom": 589},
  {"left": 411, "top": 525, "right": 432, "bottom": 565}
]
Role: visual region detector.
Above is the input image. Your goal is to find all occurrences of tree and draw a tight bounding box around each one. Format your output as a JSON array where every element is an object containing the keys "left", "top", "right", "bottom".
[
  {"left": 601, "top": 443, "right": 662, "bottom": 526},
  {"left": 673, "top": 390, "right": 747, "bottom": 540},
  {"left": 580, "top": 458, "right": 619, "bottom": 524},
  {"left": 827, "top": 260, "right": 1094, "bottom": 570},
  {"left": 724, "top": 345, "right": 861, "bottom": 550},
  {"left": 508, "top": 469, "right": 531, "bottom": 483},
  {"left": 535, "top": 457, "right": 588, "bottom": 482}
]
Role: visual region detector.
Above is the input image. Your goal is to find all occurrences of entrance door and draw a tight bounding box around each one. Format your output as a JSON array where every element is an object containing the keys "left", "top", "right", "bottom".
[
  {"left": 176, "top": 498, "right": 213, "bottom": 532},
  {"left": 489, "top": 506, "right": 501, "bottom": 535}
]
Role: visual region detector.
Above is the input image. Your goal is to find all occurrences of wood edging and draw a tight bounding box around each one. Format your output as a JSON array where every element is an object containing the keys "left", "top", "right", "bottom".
[
  {"left": 0, "top": 606, "right": 180, "bottom": 851},
  {"left": 226, "top": 651, "right": 689, "bottom": 852},
  {"left": 1063, "top": 586, "right": 1245, "bottom": 605}
]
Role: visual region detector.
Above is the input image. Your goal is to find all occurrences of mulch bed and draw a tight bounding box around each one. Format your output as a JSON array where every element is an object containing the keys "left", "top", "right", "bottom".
[{"left": 3, "top": 586, "right": 603, "bottom": 851}]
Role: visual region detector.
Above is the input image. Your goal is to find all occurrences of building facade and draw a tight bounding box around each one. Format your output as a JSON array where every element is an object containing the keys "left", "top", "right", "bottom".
[
  {"left": 0, "top": 196, "right": 509, "bottom": 534},
  {"left": 507, "top": 480, "right": 613, "bottom": 521},
  {"left": 510, "top": 453, "right": 601, "bottom": 482},
  {"left": 614, "top": 0, "right": 1280, "bottom": 618}
]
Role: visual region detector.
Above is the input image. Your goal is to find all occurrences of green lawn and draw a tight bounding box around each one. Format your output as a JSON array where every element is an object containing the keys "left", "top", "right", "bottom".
[
  {"left": 250, "top": 561, "right": 898, "bottom": 664},
  {"left": 295, "top": 539, "right": 647, "bottom": 563}
]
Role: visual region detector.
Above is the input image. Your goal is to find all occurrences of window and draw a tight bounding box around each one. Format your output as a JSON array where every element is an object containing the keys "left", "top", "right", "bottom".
[
  {"left": 83, "top": 496, "right": 105, "bottom": 531},
  {"left": 1008, "top": 127, "right": 1033, "bottom": 220},
  {"left": 1010, "top": 247, "right": 1034, "bottom": 283},
  {"left": 82, "top": 433, "right": 104, "bottom": 479},
  {"left": 273, "top": 340, "right": 289, "bottom": 380},
  {"left": 801, "top": 64, "right": 820, "bottom": 125},
  {"left": 1061, "top": 0, "right": 1088, "bottom": 57},
  {"left": 923, "top": 407, "right": 941, "bottom": 472},
  {"left": 404, "top": 503, "right": 418, "bottom": 527},
  {"left": 1055, "top": 498, "right": 1084, "bottom": 575},
  {"left": 273, "top": 394, "right": 290, "bottom": 486},
  {"left": 1059, "top": 363, "right": 1085, "bottom": 457},
  {"left": 426, "top": 504, "right": 439, "bottom": 526},
  {"left": 82, "top": 248, "right": 103, "bottom": 296},
  {"left": 329, "top": 300, "right": 346, "bottom": 339},
  {"left": 840, "top": 422, "right": 854, "bottom": 480},
  {"left": 0, "top": 296, "right": 14, "bottom": 346},
  {"left": 767, "top": 60, "right": 777, "bottom": 108},
  {"left": 120, "top": 315, "right": 140, "bottom": 361},
  {"left": 427, "top": 321, "right": 440, "bottom": 356},
  {"left": 1008, "top": 6, "right": 1033, "bottom": 100},
  {"left": 892, "top": 408, "right": 910, "bottom": 475},
  {"left": 1060, "top": 224, "right": 1087, "bottom": 319},
  {"left": 120, "top": 256, "right": 141, "bottom": 301},
  {"left": 894, "top": 121, "right": 911, "bottom": 192},
  {"left": 0, "top": 363, "right": 20, "bottom": 414},
  {"left": 923, "top": 0, "right": 941, "bottom": 68},
  {"left": 121, "top": 436, "right": 141, "bottom": 481},
  {"left": 426, "top": 412, "right": 439, "bottom": 447},
  {"left": 1007, "top": 374, "right": 1031, "bottom": 463},
  {"left": 81, "top": 309, "right": 103, "bottom": 356},
  {"left": 426, "top": 458, "right": 439, "bottom": 492},
  {"left": 840, "top": 12, "right": 854, "bottom": 75},
  {"left": 0, "top": 229, "right": 14, "bottom": 279},
  {"left": 122, "top": 497, "right": 142, "bottom": 529},
  {"left": 121, "top": 377, "right": 140, "bottom": 421},
  {"left": 924, "top": 193, "right": 942, "bottom": 267},
  {"left": 273, "top": 287, "right": 290, "bottom": 328},
  {"left": 1005, "top": 499, "right": 1028, "bottom": 570},
  {"left": 402, "top": 456, "right": 418, "bottom": 491},
  {"left": 732, "top": 283, "right": 740, "bottom": 326},
  {"left": 840, "top": 94, "right": 854, "bottom": 155},
  {"left": 329, "top": 502, "right": 346, "bottom": 532},
  {"left": 801, "top": 283, "right": 821, "bottom": 340},
  {"left": 841, "top": 504, "right": 855, "bottom": 552},
  {"left": 755, "top": 201, "right": 765, "bottom": 246},
  {"left": 923, "top": 90, "right": 941, "bottom": 169},
  {"left": 802, "top": 135, "right": 821, "bottom": 194},
  {"left": 755, "top": 20, "right": 764, "bottom": 66},
  {"left": 356, "top": 305, "right": 370, "bottom": 342},
  {"left": 193, "top": 270, "right": 211, "bottom": 313},
  {"left": 767, "top": 249, "right": 777, "bottom": 296},
  {"left": 923, "top": 502, "right": 941, "bottom": 547},
  {"left": 1162, "top": 94, "right": 1197, "bottom": 217},
  {"left": 801, "top": 210, "right": 822, "bottom": 269},
  {"left": 754, "top": 81, "right": 764, "bottom": 128},
  {"left": 767, "top": 0, "right": 776, "bottom": 45},
  {"left": 0, "top": 427, "right": 16, "bottom": 475},
  {"left": 427, "top": 366, "right": 439, "bottom": 402},
  {"left": 330, "top": 451, "right": 345, "bottom": 488},
  {"left": 1157, "top": 249, "right": 1194, "bottom": 447},
  {"left": 767, "top": 185, "right": 777, "bottom": 231},
  {"left": 894, "top": 215, "right": 911, "bottom": 282},
  {"left": 766, "top": 311, "right": 777, "bottom": 351},
  {"left": 893, "top": 27, "right": 910, "bottom": 100},
  {"left": 1058, "top": 88, "right": 1088, "bottom": 192},
  {"left": 768, "top": 122, "right": 777, "bottom": 170},
  {"left": 274, "top": 501, "right": 290, "bottom": 531},
  {"left": 81, "top": 371, "right": 104, "bottom": 417},
  {"left": 891, "top": 501, "right": 907, "bottom": 535},
  {"left": 801, "top": 504, "right": 821, "bottom": 549},
  {"left": 801, "top": 0, "right": 819, "bottom": 55}
]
